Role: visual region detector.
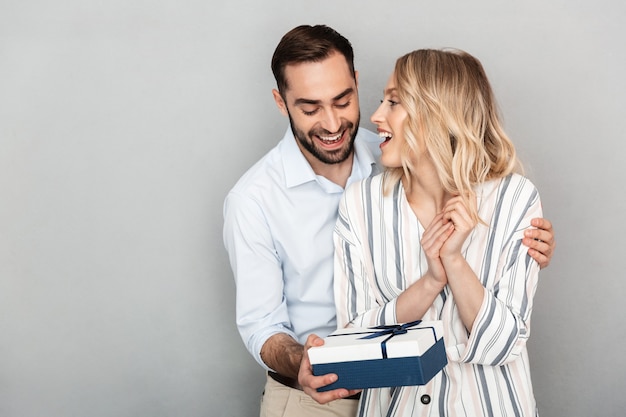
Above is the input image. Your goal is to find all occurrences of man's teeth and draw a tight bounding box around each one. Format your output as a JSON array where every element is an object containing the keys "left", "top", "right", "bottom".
[{"left": 319, "top": 133, "right": 342, "bottom": 144}]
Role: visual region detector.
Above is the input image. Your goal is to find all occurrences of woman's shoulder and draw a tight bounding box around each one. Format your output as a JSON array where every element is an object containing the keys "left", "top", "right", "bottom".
[
  {"left": 341, "top": 173, "right": 391, "bottom": 217},
  {"left": 344, "top": 171, "right": 387, "bottom": 197},
  {"left": 481, "top": 173, "right": 539, "bottom": 194},
  {"left": 477, "top": 174, "right": 541, "bottom": 210}
]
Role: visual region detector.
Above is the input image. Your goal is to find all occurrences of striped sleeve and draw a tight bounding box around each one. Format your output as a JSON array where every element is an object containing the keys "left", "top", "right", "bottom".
[
  {"left": 334, "top": 177, "right": 397, "bottom": 329},
  {"left": 461, "top": 175, "right": 542, "bottom": 366}
]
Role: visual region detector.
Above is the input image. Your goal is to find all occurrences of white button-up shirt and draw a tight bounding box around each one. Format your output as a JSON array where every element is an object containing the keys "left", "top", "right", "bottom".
[{"left": 223, "top": 127, "right": 381, "bottom": 370}]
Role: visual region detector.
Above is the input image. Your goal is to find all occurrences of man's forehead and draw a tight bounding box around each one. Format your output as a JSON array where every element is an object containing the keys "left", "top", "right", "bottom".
[{"left": 282, "top": 54, "right": 356, "bottom": 102}]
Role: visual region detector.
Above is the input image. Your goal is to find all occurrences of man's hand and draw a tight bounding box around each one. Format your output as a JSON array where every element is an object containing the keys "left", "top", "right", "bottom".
[
  {"left": 298, "top": 334, "right": 361, "bottom": 404},
  {"left": 260, "top": 333, "right": 303, "bottom": 378},
  {"left": 524, "top": 218, "right": 556, "bottom": 269}
]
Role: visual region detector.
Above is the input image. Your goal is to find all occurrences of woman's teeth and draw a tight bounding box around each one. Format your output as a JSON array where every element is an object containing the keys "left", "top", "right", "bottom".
[{"left": 379, "top": 131, "right": 393, "bottom": 142}]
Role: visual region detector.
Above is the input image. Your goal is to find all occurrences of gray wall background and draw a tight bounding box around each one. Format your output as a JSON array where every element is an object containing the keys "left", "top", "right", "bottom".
[{"left": 1, "top": 1, "right": 624, "bottom": 416}]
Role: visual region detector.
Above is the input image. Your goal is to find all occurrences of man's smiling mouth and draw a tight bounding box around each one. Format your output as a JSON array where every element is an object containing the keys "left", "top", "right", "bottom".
[{"left": 318, "top": 132, "right": 343, "bottom": 145}]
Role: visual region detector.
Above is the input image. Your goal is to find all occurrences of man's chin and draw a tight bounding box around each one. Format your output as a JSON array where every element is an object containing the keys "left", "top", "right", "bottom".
[{"left": 314, "top": 144, "right": 354, "bottom": 165}]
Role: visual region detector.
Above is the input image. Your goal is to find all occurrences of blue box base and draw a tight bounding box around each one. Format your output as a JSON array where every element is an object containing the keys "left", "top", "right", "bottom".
[{"left": 313, "top": 337, "right": 447, "bottom": 392}]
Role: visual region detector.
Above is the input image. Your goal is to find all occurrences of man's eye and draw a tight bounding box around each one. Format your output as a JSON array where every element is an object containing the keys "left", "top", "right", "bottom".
[
  {"left": 302, "top": 108, "right": 319, "bottom": 116},
  {"left": 335, "top": 101, "right": 351, "bottom": 109}
]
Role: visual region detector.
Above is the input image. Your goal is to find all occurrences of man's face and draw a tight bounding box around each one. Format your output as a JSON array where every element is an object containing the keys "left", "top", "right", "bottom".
[{"left": 273, "top": 52, "right": 361, "bottom": 166}]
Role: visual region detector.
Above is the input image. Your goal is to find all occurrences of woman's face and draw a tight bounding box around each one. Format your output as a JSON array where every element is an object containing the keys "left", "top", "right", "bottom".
[{"left": 370, "top": 72, "right": 409, "bottom": 168}]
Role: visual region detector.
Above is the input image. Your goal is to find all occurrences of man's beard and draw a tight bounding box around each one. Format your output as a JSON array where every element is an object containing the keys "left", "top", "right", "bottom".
[{"left": 288, "top": 113, "right": 360, "bottom": 165}]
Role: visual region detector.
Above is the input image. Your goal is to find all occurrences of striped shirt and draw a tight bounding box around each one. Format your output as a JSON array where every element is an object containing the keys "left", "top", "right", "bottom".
[{"left": 333, "top": 173, "right": 542, "bottom": 417}]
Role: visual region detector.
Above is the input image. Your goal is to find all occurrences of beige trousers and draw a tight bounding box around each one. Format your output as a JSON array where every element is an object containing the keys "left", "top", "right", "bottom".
[{"left": 259, "top": 374, "right": 359, "bottom": 417}]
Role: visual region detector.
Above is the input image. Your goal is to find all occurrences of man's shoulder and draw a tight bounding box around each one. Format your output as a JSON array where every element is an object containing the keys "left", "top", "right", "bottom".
[
  {"left": 356, "top": 127, "right": 380, "bottom": 142},
  {"left": 228, "top": 144, "right": 284, "bottom": 197},
  {"left": 355, "top": 128, "right": 381, "bottom": 161}
]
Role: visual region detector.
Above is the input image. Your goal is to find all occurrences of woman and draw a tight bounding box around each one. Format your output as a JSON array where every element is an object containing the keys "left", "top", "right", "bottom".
[{"left": 333, "top": 49, "right": 541, "bottom": 416}]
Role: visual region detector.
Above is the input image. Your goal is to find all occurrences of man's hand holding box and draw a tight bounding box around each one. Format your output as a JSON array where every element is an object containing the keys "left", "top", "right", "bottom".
[{"left": 308, "top": 320, "right": 447, "bottom": 392}]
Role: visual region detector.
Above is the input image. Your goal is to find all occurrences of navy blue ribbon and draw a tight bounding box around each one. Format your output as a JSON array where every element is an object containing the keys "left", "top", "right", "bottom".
[{"left": 358, "top": 320, "right": 423, "bottom": 359}]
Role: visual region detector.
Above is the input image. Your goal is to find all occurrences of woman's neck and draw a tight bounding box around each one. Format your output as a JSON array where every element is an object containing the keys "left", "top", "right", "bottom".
[{"left": 403, "top": 170, "right": 451, "bottom": 227}]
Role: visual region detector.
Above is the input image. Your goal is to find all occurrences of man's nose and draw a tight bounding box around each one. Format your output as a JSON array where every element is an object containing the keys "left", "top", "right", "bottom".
[{"left": 321, "top": 108, "right": 341, "bottom": 133}]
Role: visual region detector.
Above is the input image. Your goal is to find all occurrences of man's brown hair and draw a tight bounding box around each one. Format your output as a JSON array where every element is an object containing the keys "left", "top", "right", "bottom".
[{"left": 271, "top": 25, "right": 355, "bottom": 95}]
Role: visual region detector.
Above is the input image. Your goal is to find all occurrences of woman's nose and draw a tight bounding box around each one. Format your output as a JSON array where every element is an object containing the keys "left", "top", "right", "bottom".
[{"left": 370, "top": 102, "right": 384, "bottom": 125}]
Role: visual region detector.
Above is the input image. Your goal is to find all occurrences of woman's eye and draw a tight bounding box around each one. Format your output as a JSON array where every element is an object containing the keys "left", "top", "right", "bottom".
[{"left": 381, "top": 98, "right": 399, "bottom": 107}]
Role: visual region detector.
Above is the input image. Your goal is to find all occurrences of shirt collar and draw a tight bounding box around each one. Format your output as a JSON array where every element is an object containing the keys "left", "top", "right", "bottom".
[{"left": 280, "top": 127, "right": 378, "bottom": 189}]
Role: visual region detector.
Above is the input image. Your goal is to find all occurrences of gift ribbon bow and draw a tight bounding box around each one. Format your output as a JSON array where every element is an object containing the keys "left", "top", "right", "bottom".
[{"left": 358, "top": 320, "right": 423, "bottom": 359}]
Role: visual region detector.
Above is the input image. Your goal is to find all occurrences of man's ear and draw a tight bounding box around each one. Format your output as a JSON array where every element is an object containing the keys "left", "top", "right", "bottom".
[{"left": 272, "top": 89, "right": 289, "bottom": 117}]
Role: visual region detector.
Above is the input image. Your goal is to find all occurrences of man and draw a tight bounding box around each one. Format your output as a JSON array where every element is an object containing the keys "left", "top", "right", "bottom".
[{"left": 223, "top": 25, "right": 555, "bottom": 417}]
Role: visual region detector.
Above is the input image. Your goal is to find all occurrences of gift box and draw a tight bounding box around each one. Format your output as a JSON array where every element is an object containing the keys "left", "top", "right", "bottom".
[{"left": 308, "top": 320, "right": 447, "bottom": 391}]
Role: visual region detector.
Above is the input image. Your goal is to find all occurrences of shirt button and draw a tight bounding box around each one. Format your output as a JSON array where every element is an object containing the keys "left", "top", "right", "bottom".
[{"left": 420, "top": 394, "right": 431, "bottom": 405}]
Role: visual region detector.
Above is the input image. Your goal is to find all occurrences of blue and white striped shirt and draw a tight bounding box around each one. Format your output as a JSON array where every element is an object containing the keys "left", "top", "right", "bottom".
[{"left": 334, "top": 173, "right": 542, "bottom": 416}]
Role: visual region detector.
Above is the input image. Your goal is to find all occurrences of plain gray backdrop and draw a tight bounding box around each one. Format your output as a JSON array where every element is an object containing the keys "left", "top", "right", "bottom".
[{"left": 1, "top": 1, "right": 625, "bottom": 416}]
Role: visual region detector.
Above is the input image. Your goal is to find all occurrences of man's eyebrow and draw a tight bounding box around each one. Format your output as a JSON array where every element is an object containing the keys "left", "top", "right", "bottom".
[
  {"left": 293, "top": 88, "right": 355, "bottom": 106},
  {"left": 332, "top": 87, "right": 354, "bottom": 102}
]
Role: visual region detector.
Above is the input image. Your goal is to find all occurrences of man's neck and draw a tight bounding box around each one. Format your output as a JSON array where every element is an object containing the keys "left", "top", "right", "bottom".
[{"left": 307, "top": 152, "right": 354, "bottom": 188}]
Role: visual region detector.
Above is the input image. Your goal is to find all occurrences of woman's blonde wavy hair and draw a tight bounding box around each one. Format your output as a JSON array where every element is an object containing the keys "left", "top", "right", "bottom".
[{"left": 384, "top": 48, "right": 522, "bottom": 224}]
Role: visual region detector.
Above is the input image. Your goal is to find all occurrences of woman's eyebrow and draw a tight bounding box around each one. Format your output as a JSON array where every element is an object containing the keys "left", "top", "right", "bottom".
[{"left": 384, "top": 87, "right": 398, "bottom": 95}]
